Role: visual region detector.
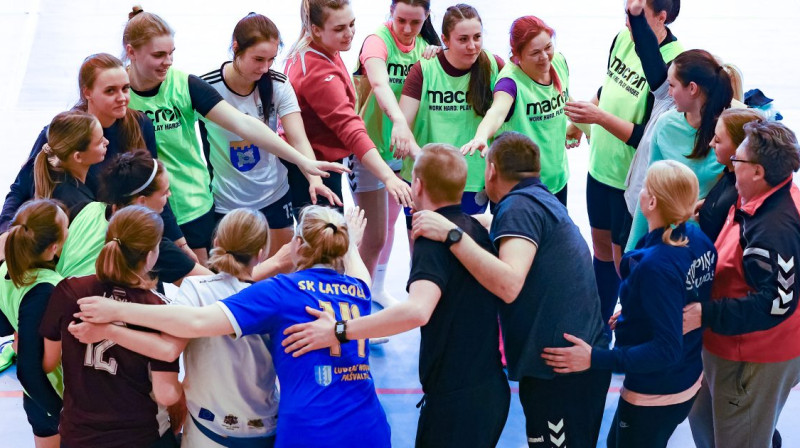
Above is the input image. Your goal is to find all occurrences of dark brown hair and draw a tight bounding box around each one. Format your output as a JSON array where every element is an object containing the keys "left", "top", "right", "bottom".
[
  {"left": 442, "top": 4, "right": 493, "bottom": 116},
  {"left": 99, "top": 149, "right": 166, "bottom": 206},
  {"left": 391, "top": 0, "right": 441, "bottom": 46},
  {"left": 232, "top": 13, "right": 283, "bottom": 59},
  {"left": 487, "top": 131, "right": 541, "bottom": 181},
  {"left": 672, "top": 49, "right": 733, "bottom": 159}
]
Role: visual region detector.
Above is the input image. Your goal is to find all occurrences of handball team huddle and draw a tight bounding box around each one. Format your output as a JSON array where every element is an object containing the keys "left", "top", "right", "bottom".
[{"left": 1, "top": 0, "right": 800, "bottom": 447}]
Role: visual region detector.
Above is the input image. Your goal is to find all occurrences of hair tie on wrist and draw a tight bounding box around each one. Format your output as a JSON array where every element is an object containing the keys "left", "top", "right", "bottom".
[{"left": 669, "top": 223, "right": 678, "bottom": 230}]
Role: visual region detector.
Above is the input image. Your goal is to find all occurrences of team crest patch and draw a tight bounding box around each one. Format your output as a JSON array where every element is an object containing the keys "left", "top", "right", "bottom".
[
  {"left": 229, "top": 139, "right": 260, "bottom": 172},
  {"left": 315, "top": 365, "right": 332, "bottom": 387},
  {"left": 222, "top": 414, "right": 240, "bottom": 430}
]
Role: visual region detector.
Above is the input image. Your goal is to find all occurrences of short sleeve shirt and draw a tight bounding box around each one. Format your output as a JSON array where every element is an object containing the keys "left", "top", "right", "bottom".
[
  {"left": 491, "top": 177, "right": 607, "bottom": 380},
  {"left": 39, "top": 276, "right": 178, "bottom": 447},
  {"left": 217, "top": 268, "right": 390, "bottom": 448},
  {"left": 408, "top": 205, "right": 504, "bottom": 394}
]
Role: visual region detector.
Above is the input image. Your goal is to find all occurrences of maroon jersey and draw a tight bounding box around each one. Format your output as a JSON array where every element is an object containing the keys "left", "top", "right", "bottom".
[{"left": 39, "top": 275, "right": 179, "bottom": 447}]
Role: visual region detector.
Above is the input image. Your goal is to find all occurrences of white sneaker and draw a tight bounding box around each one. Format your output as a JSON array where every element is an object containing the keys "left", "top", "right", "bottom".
[{"left": 372, "top": 291, "right": 400, "bottom": 309}]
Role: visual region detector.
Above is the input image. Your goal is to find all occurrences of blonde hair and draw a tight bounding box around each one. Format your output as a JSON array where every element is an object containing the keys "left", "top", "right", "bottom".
[
  {"left": 96, "top": 205, "right": 163, "bottom": 289},
  {"left": 122, "top": 6, "right": 174, "bottom": 61},
  {"left": 294, "top": 205, "right": 349, "bottom": 272},
  {"left": 722, "top": 63, "right": 744, "bottom": 102},
  {"left": 413, "top": 143, "right": 467, "bottom": 204},
  {"left": 208, "top": 209, "right": 270, "bottom": 280},
  {"left": 5, "top": 200, "right": 67, "bottom": 287},
  {"left": 287, "top": 0, "right": 350, "bottom": 58},
  {"left": 34, "top": 111, "right": 99, "bottom": 199},
  {"left": 644, "top": 160, "right": 699, "bottom": 247}
]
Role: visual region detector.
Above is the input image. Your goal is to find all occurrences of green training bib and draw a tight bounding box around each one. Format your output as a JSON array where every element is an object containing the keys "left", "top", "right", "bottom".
[
  {"left": 359, "top": 26, "right": 426, "bottom": 161},
  {"left": 0, "top": 263, "right": 64, "bottom": 397},
  {"left": 499, "top": 53, "right": 570, "bottom": 193},
  {"left": 589, "top": 30, "right": 683, "bottom": 189},
  {"left": 129, "top": 69, "right": 213, "bottom": 224},
  {"left": 56, "top": 202, "right": 108, "bottom": 278},
  {"left": 402, "top": 50, "right": 498, "bottom": 192}
]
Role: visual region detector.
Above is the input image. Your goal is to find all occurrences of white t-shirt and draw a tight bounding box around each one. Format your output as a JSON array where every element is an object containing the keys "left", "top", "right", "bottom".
[
  {"left": 171, "top": 273, "right": 279, "bottom": 442},
  {"left": 200, "top": 64, "right": 300, "bottom": 213}
]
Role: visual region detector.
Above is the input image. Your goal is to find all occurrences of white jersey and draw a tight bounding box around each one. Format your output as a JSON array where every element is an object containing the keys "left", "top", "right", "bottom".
[
  {"left": 171, "top": 273, "right": 279, "bottom": 444},
  {"left": 199, "top": 64, "right": 300, "bottom": 213}
]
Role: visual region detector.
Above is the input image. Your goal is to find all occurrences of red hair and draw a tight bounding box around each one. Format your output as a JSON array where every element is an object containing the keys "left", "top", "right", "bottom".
[{"left": 509, "top": 16, "right": 562, "bottom": 94}]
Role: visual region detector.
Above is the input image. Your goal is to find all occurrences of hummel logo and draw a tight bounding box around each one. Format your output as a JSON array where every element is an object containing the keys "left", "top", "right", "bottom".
[{"left": 324, "top": 75, "right": 335, "bottom": 82}]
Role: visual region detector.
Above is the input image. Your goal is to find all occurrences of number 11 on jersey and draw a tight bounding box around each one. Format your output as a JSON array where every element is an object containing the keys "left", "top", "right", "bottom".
[{"left": 318, "top": 300, "right": 366, "bottom": 358}]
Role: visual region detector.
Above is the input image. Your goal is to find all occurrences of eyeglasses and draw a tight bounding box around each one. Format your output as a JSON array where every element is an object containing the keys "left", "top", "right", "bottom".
[{"left": 730, "top": 156, "right": 758, "bottom": 165}]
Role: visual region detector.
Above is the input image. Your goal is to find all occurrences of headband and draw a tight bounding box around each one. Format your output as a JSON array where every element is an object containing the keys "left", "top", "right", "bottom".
[{"left": 125, "top": 159, "right": 158, "bottom": 196}]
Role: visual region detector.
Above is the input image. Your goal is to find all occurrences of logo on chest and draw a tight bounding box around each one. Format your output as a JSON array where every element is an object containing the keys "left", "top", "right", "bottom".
[{"left": 229, "top": 139, "right": 261, "bottom": 172}]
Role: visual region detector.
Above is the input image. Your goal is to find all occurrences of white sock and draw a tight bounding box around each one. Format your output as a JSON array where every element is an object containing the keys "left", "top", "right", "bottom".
[{"left": 371, "top": 264, "right": 399, "bottom": 308}]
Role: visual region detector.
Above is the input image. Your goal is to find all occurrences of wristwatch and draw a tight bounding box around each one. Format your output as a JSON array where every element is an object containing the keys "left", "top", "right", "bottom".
[
  {"left": 444, "top": 227, "right": 464, "bottom": 248},
  {"left": 334, "top": 320, "right": 348, "bottom": 343}
]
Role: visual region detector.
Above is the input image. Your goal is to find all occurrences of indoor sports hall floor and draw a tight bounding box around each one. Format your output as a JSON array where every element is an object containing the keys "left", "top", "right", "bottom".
[{"left": 1, "top": 0, "right": 798, "bottom": 446}]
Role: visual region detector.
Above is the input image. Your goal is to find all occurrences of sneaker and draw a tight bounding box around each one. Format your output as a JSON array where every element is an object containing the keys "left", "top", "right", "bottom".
[
  {"left": 372, "top": 291, "right": 400, "bottom": 309},
  {"left": 0, "top": 340, "right": 15, "bottom": 373}
]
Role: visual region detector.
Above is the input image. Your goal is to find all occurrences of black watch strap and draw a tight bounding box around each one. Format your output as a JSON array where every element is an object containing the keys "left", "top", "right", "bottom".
[{"left": 334, "top": 320, "right": 348, "bottom": 343}]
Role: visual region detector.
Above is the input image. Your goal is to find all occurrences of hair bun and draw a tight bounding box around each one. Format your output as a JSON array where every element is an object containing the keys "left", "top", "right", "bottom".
[{"left": 129, "top": 5, "right": 144, "bottom": 20}]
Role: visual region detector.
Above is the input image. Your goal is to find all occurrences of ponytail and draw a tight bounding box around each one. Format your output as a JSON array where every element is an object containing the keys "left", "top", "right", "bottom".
[
  {"left": 287, "top": 0, "right": 350, "bottom": 59},
  {"left": 391, "top": 1, "right": 440, "bottom": 46},
  {"left": 5, "top": 200, "right": 67, "bottom": 287},
  {"left": 442, "top": 4, "right": 493, "bottom": 116},
  {"left": 33, "top": 146, "right": 58, "bottom": 200},
  {"left": 96, "top": 205, "right": 163, "bottom": 289},
  {"left": 644, "top": 161, "right": 698, "bottom": 247},
  {"left": 294, "top": 206, "right": 349, "bottom": 273},
  {"left": 468, "top": 51, "right": 494, "bottom": 117},
  {"left": 33, "top": 111, "right": 98, "bottom": 198},
  {"left": 419, "top": 15, "right": 441, "bottom": 46},
  {"left": 207, "top": 209, "right": 269, "bottom": 280},
  {"left": 672, "top": 50, "right": 733, "bottom": 159}
]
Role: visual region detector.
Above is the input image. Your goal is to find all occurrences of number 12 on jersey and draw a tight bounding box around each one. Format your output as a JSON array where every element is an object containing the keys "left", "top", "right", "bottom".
[{"left": 318, "top": 300, "right": 366, "bottom": 358}]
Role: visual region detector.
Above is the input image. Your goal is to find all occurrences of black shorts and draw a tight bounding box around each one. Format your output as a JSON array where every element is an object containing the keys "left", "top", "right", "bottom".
[
  {"left": 586, "top": 173, "right": 632, "bottom": 246},
  {"left": 519, "top": 369, "right": 611, "bottom": 448},
  {"left": 23, "top": 393, "right": 59, "bottom": 438},
  {"left": 283, "top": 160, "right": 344, "bottom": 216},
  {"left": 179, "top": 206, "right": 216, "bottom": 250},
  {"left": 415, "top": 375, "right": 510, "bottom": 448},
  {"left": 214, "top": 190, "right": 294, "bottom": 231}
]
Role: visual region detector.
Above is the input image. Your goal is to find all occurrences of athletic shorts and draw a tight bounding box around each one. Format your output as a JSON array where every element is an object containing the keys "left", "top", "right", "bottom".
[
  {"left": 346, "top": 155, "right": 402, "bottom": 193},
  {"left": 586, "top": 173, "right": 632, "bottom": 246},
  {"left": 214, "top": 190, "right": 293, "bottom": 231},
  {"left": 283, "top": 160, "right": 344, "bottom": 216},
  {"left": 22, "top": 393, "right": 59, "bottom": 438},
  {"left": 179, "top": 206, "right": 216, "bottom": 250}
]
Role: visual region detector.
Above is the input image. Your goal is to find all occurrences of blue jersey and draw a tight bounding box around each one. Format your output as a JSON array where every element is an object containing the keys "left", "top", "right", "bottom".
[{"left": 218, "top": 267, "right": 390, "bottom": 448}]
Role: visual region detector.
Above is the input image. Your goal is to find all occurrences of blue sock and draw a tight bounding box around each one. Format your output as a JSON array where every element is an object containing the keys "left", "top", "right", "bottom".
[{"left": 593, "top": 257, "right": 620, "bottom": 343}]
